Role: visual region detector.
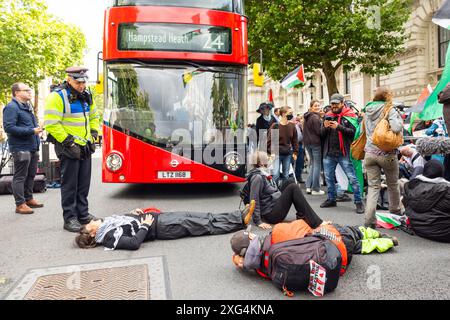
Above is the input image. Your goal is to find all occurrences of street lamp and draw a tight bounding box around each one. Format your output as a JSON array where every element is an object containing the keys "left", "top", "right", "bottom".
[{"left": 309, "top": 79, "right": 315, "bottom": 100}]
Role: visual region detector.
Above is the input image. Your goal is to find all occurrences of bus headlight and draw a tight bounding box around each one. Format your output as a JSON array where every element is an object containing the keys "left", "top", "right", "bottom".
[
  {"left": 224, "top": 152, "right": 241, "bottom": 172},
  {"left": 106, "top": 153, "right": 123, "bottom": 172}
]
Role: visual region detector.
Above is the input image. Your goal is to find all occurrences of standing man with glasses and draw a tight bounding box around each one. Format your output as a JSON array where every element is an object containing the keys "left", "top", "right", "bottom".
[
  {"left": 3, "top": 83, "right": 43, "bottom": 214},
  {"left": 44, "top": 67, "right": 100, "bottom": 232}
]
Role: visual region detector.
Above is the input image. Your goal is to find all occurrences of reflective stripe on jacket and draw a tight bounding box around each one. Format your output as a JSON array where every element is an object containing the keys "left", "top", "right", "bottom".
[{"left": 44, "top": 89, "right": 100, "bottom": 145}]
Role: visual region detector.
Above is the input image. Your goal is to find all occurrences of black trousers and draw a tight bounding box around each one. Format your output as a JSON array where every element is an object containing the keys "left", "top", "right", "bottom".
[
  {"left": 11, "top": 151, "right": 39, "bottom": 206},
  {"left": 263, "top": 182, "right": 323, "bottom": 228},
  {"left": 147, "top": 210, "right": 245, "bottom": 241},
  {"left": 60, "top": 153, "right": 92, "bottom": 224}
]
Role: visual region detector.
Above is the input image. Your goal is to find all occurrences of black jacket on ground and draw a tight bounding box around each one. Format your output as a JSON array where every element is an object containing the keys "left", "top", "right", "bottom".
[
  {"left": 321, "top": 117, "right": 356, "bottom": 158},
  {"left": 403, "top": 177, "right": 450, "bottom": 243}
]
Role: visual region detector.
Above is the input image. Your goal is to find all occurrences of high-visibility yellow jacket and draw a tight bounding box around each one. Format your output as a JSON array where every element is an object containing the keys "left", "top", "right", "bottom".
[{"left": 44, "top": 88, "right": 100, "bottom": 146}]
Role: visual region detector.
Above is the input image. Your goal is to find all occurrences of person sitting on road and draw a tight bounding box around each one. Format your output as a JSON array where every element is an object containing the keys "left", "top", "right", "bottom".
[
  {"left": 403, "top": 160, "right": 450, "bottom": 243},
  {"left": 399, "top": 144, "right": 426, "bottom": 180},
  {"left": 75, "top": 201, "right": 256, "bottom": 250},
  {"left": 231, "top": 214, "right": 398, "bottom": 278},
  {"left": 246, "top": 151, "right": 323, "bottom": 230}
]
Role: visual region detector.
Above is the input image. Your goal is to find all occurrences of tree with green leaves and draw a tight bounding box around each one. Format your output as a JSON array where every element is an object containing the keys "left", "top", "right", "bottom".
[
  {"left": 0, "top": 0, "right": 87, "bottom": 109},
  {"left": 246, "top": 0, "right": 413, "bottom": 96}
]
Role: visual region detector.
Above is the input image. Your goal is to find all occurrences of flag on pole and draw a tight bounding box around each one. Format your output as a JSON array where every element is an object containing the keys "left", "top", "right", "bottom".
[
  {"left": 408, "top": 84, "right": 433, "bottom": 133},
  {"left": 268, "top": 88, "right": 274, "bottom": 104},
  {"left": 280, "top": 65, "right": 306, "bottom": 89},
  {"left": 419, "top": 0, "right": 450, "bottom": 120}
]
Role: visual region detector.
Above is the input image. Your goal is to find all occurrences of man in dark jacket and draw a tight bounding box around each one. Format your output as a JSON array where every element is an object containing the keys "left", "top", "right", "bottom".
[
  {"left": 255, "top": 103, "right": 276, "bottom": 148},
  {"left": 403, "top": 160, "right": 450, "bottom": 243},
  {"left": 2, "top": 83, "right": 43, "bottom": 214},
  {"left": 438, "top": 83, "right": 450, "bottom": 180},
  {"left": 320, "top": 93, "right": 364, "bottom": 214}
]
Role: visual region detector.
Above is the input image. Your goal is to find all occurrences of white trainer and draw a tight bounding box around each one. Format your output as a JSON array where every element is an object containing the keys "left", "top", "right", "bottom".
[
  {"left": 311, "top": 190, "right": 325, "bottom": 196},
  {"left": 306, "top": 188, "right": 312, "bottom": 194}
]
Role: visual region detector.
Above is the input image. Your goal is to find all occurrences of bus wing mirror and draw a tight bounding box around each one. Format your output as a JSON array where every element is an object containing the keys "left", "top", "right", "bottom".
[
  {"left": 95, "top": 73, "right": 104, "bottom": 94},
  {"left": 253, "top": 63, "right": 264, "bottom": 87}
]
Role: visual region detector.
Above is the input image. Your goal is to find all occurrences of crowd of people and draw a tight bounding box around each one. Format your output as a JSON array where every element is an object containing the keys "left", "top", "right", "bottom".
[
  {"left": 3, "top": 74, "right": 449, "bottom": 296},
  {"left": 248, "top": 86, "right": 450, "bottom": 243}
]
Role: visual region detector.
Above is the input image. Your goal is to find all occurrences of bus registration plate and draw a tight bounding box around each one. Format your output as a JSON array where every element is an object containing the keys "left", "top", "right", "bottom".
[{"left": 157, "top": 171, "right": 191, "bottom": 179}]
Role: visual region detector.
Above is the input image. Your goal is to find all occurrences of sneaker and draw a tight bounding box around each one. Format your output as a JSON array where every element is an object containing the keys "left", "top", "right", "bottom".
[
  {"left": 336, "top": 194, "right": 352, "bottom": 202},
  {"left": 320, "top": 199, "right": 337, "bottom": 208},
  {"left": 306, "top": 188, "right": 312, "bottom": 194},
  {"left": 311, "top": 190, "right": 325, "bottom": 196},
  {"left": 242, "top": 200, "right": 256, "bottom": 226},
  {"left": 355, "top": 202, "right": 365, "bottom": 214}
]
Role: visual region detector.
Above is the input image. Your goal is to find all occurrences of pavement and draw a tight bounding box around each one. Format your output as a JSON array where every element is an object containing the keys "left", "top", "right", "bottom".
[{"left": 0, "top": 150, "right": 449, "bottom": 300}]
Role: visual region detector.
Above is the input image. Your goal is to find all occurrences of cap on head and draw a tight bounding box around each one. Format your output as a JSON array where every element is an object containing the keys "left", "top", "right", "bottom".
[
  {"left": 330, "top": 93, "right": 344, "bottom": 104},
  {"left": 230, "top": 225, "right": 251, "bottom": 256},
  {"left": 66, "top": 66, "right": 89, "bottom": 83}
]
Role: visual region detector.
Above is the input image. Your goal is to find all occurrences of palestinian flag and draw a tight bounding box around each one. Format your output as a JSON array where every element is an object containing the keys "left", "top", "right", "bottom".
[
  {"left": 376, "top": 212, "right": 402, "bottom": 230},
  {"left": 280, "top": 65, "right": 305, "bottom": 89},
  {"left": 408, "top": 84, "right": 433, "bottom": 133},
  {"left": 419, "top": 0, "right": 450, "bottom": 120}
]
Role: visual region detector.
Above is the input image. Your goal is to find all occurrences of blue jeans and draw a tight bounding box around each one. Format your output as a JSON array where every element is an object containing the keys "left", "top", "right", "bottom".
[
  {"left": 295, "top": 144, "right": 305, "bottom": 181},
  {"left": 305, "top": 145, "right": 322, "bottom": 192},
  {"left": 273, "top": 154, "right": 292, "bottom": 186},
  {"left": 323, "top": 155, "right": 362, "bottom": 203}
]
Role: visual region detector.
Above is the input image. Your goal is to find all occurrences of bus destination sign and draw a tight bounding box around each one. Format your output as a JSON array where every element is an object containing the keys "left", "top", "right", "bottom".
[{"left": 119, "top": 23, "right": 232, "bottom": 54}]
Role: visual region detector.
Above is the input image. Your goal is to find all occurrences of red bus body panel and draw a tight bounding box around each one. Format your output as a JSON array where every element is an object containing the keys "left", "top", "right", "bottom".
[
  {"left": 102, "top": 5, "right": 248, "bottom": 183},
  {"left": 102, "top": 126, "right": 246, "bottom": 183},
  {"left": 103, "top": 6, "right": 248, "bottom": 64}
]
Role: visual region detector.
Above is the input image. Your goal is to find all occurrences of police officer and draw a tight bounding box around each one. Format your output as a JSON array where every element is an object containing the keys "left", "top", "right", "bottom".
[{"left": 44, "top": 67, "right": 100, "bottom": 232}]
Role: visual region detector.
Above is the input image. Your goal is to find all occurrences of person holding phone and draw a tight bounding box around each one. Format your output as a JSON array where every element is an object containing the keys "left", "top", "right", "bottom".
[{"left": 320, "top": 94, "right": 364, "bottom": 214}]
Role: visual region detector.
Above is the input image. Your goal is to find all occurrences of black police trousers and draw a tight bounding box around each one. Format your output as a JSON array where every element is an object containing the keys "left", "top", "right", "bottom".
[{"left": 60, "top": 152, "right": 91, "bottom": 224}]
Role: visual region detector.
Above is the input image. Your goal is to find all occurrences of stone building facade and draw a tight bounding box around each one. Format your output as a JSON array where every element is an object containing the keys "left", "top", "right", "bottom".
[{"left": 248, "top": 0, "right": 447, "bottom": 124}]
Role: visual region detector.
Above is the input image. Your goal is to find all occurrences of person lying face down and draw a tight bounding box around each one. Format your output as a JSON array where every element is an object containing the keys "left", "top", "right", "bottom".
[
  {"left": 231, "top": 219, "right": 398, "bottom": 274},
  {"left": 76, "top": 202, "right": 256, "bottom": 251}
]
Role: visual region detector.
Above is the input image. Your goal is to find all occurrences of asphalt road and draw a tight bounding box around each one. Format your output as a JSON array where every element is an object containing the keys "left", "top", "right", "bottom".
[{"left": 0, "top": 151, "right": 449, "bottom": 300}]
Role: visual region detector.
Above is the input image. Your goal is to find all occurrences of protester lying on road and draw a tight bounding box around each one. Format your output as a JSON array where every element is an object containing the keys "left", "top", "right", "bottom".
[
  {"left": 231, "top": 216, "right": 398, "bottom": 296},
  {"left": 75, "top": 201, "right": 256, "bottom": 250},
  {"left": 403, "top": 160, "right": 450, "bottom": 243},
  {"left": 245, "top": 151, "right": 322, "bottom": 229}
]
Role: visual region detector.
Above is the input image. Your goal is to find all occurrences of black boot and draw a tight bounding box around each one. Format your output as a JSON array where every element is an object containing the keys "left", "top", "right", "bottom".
[
  {"left": 64, "top": 218, "right": 81, "bottom": 233},
  {"left": 355, "top": 202, "right": 365, "bottom": 214},
  {"left": 320, "top": 199, "right": 337, "bottom": 208}
]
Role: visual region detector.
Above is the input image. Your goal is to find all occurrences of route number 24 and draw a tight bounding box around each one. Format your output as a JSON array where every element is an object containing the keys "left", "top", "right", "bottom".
[{"left": 203, "top": 34, "right": 225, "bottom": 50}]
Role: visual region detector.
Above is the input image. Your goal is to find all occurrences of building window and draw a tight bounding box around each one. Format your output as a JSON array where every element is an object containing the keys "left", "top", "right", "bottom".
[
  {"left": 344, "top": 72, "right": 351, "bottom": 94},
  {"left": 439, "top": 26, "right": 450, "bottom": 68}
]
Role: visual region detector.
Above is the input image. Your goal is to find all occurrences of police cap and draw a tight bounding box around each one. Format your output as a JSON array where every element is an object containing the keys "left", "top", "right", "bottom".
[{"left": 66, "top": 66, "right": 89, "bottom": 83}]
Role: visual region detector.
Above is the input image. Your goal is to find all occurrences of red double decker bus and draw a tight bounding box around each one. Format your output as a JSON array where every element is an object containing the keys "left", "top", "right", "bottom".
[{"left": 102, "top": 0, "right": 248, "bottom": 184}]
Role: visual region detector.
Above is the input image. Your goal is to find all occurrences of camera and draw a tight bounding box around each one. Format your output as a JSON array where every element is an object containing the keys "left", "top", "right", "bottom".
[{"left": 324, "top": 115, "right": 337, "bottom": 121}]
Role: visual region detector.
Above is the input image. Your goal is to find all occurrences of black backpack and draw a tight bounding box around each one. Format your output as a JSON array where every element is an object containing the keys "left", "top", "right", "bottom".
[{"left": 263, "top": 236, "right": 342, "bottom": 297}]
